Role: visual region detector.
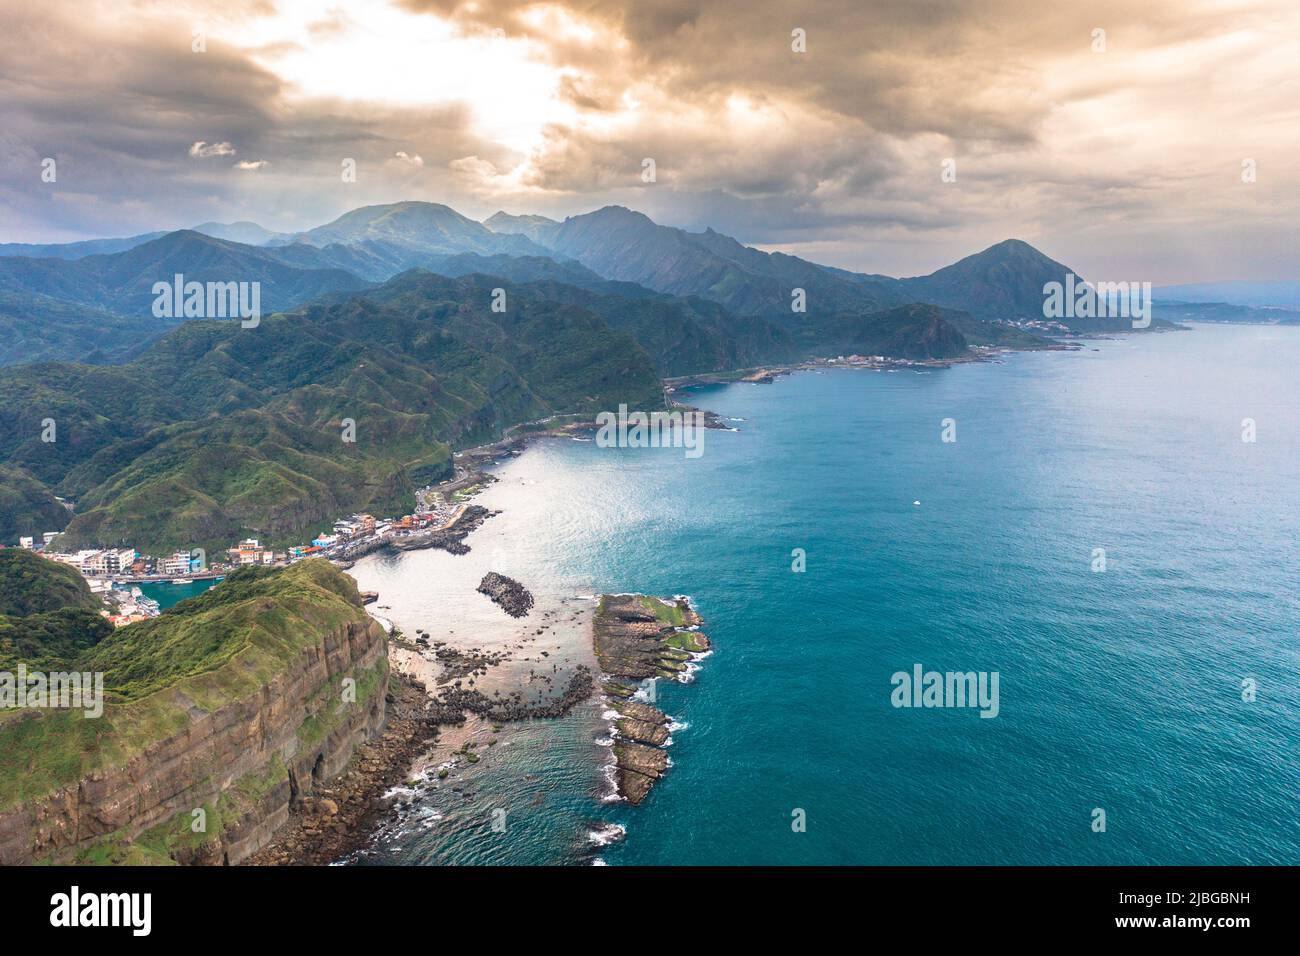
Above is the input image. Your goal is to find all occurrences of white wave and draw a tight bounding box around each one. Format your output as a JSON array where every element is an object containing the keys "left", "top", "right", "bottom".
[
  {"left": 667, "top": 719, "right": 688, "bottom": 732},
  {"left": 591, "top": 857, "right": 609, "bottom": 866},
  {"left": 587, "top": 823, "right": 627, "bottom": 847},
  {"left": 599, "top": 763, "right": 625, "bottom": 803},
  {"left": 382, "top": 784, "right": 421, "bottom": 800},
  {"left": 416, "top": 808, "right": 444, "bottom": 830}
]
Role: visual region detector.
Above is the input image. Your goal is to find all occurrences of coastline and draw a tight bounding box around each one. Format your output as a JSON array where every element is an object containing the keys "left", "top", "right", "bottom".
[
  {"left": 303, "top": 348, "right": 1013, "bottom": 860},
  {"left": 296, "top": 413, "right": 729, "bottom": 861},
  {"left": 251, "top": 323, "right": 1298, "bottom": 866},
  {"left": 660, "top": 341, "right": 1078, "bottom": 391}
]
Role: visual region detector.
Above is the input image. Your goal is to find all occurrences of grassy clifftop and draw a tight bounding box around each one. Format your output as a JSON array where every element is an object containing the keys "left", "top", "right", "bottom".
[{"left": 0, "top": 559, "right": 376, "bottom": 814}]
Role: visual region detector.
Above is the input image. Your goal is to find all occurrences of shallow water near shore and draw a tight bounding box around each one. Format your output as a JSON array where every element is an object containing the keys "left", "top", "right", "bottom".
[
  {"left": 136, "top": 578, "right": 219, "bottom": 609},
  {"left": 351, "top": 323, "right": 1300, "bottom": 865}
]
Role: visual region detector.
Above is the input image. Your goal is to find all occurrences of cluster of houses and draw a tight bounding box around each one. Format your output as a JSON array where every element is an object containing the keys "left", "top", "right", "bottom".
[
  {"left": 7, "top": 492, "right": 467, "bottom": 628},
  {"left": 296, "top": 498, "right": 459, "bottom": 557},
  {"left": 91, "top": 581, "right": 160, "bottom": 627},
  {"left": 227, "top": 539, "right": 284, "bottom": 567},
  {"left": 19, "top": 539, "right": 200, "bottom": 579},
  {"left": 302, "top": 513, "right": 381, "bottom": 552}
]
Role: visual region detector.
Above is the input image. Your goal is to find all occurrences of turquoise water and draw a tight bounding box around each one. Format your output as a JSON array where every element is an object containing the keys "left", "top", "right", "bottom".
[
  {"left": 355, "top": 324, "right": 1299, "bottom": 865},
  {"left": 136, "top": 578, "right": 220, "bottom": 610}
]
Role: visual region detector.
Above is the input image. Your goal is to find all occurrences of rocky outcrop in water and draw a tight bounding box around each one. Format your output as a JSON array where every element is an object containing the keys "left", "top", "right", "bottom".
[
  {"left": 593, "top": 594, "right": 709, "bottom": 680},
  {"left": 612, "top": 742, "right": 670, "bottom": 804},
  {"left": 431, "top": 666, "right": 594, "bottom": 722},
  {"left": 593, "top": 594, "right": 709, "bottom": 805},
  {"left": 476, "top": 571, "right": 534, "bottom": 618}
]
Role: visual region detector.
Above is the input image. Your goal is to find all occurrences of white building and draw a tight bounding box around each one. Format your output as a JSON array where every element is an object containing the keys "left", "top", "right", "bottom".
[{"left": 159, "top": 551, "right": 193, "bottom": 576}]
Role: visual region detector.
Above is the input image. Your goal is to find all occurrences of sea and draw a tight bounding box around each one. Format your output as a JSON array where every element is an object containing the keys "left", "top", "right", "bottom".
[
  {"left": 136, "top": 578, "right": 220, "bottom": 610},
  {"left": 344, "top": 322, "right": 1299, "bottom": 865}
]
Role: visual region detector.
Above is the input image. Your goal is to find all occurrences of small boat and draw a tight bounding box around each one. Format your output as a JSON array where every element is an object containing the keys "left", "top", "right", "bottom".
[{"left": 170, "top": 578, "right": 189, "bottom": 585}]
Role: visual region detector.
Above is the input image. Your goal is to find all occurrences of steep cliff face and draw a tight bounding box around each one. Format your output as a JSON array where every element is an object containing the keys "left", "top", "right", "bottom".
[{"left": 0, "top": 560, "right": 389, "bottom": 865}]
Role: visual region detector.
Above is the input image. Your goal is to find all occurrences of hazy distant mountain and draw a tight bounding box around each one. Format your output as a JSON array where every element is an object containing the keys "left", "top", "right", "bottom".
[
  {"left": 191, "top": 220, "right": 284, "bottom": 245},
  {"left": 898, "top": 239, "right": 1070, "bottom": 321},
  {"left": 0, "top": 231, "right": 373, "bottom": 366},
  {"left": 3, "top": 203, "right": 1221, "bottom": 338},
  {"left": 1155, "top": 280, "right": 1300, "bottom": 309},
  {"left": 0, "top": 221, "right": 280, "bottom": 260},
  {"left": 0, "top": 203, "right": 1066, "bottom": 369},
  {"left": 263, "top": 237, "right": 596, "bottom": 286},
  {"left": 285, "top": 201, "right": 552, "bottom": 259},
  {"left": 0, "top": 230, "right": 370, "bottom": 319},
  {"left": 1151, "top": 300, "right": 1297, "bottom": 324},
  {"left": 895, "top": 238, "right": 1184, "bottom": 332},
  {"left": 486, "top": 204, "right": 905, "bottom": 317},
  {"left": 484, "top": 211, "right": 560, "bottom": 244},
  {"left": 0, "top": 233, "right": 166, "bottom": 260}
]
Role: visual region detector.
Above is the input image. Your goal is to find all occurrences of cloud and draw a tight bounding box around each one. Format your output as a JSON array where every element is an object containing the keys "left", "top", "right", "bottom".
[
  {"left": 189, "top": 141, "right": 237, "bottom": 158},
  {"left": 0, "top": 0, "right": 1295, "bottom": 281},
  {"left": 234, "top": 159, "right": 268, "bottom": 170}
]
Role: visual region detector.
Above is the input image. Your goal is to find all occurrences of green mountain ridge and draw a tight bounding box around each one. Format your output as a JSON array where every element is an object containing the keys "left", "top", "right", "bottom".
[
  {"left": 0, "top": 273, "right": 664, "bottom": 553},
  {"left": 0, "top": 549, "right": 112, "bottom": 673}
]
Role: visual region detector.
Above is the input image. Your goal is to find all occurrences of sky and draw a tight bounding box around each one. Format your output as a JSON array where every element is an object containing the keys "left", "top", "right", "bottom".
[{"left": 0, "top": 0, "right": 1296, "bottom": 282}]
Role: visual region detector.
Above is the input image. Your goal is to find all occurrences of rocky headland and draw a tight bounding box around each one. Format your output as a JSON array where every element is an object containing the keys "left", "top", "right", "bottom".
[
  {"left": 0, "top": 560, "right": 390, "bottom": 865},
  {"left": 593, "top": 594, "right": 711, "bottom": 804}
]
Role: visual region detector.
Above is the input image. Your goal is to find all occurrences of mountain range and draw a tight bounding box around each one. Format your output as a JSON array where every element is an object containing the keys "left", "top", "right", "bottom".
[
  {"left": 0, "top": 199, "right": 1223, "bottom": 550},
  {"left": 0, "top": 199, "right": 1164, "bottom": 366}
]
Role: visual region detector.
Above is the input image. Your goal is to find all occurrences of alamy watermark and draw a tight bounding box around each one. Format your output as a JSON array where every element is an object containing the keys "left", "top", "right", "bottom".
[
  {"left": 594, "top": 404, "right": 705, "bottom": 458},
  {"left": 1, "top": 664, "right": 104, "bottom": 718},
  {"left": 890, "top": 664, "right": 1000, "bottom": 718},
  {"left": 50, "top": 886, "right": 150, "bottom": 936},
  {"left": 152, "top": 273, "right": 261, "bottom": 327},
  {"left": 1043, "top": 273, "right": 1151, "bottom": 329}
]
